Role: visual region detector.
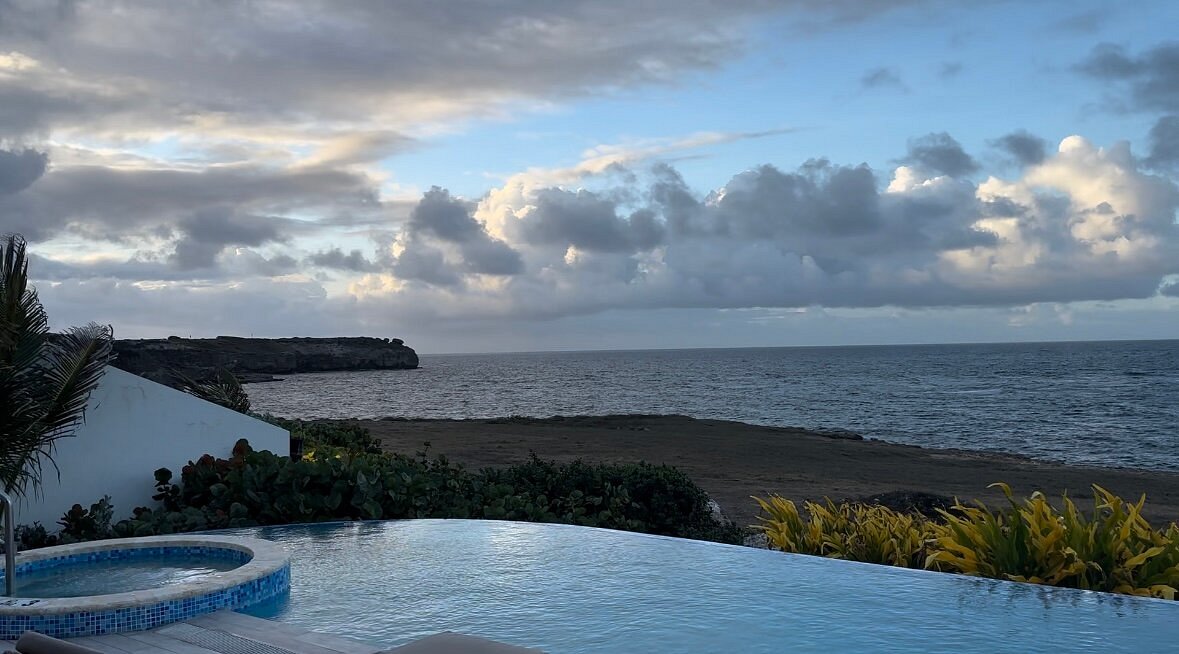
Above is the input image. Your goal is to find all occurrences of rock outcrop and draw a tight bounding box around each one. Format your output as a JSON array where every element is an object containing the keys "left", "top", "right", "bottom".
[{"left": 112, "top": 336, "right": 418, "bottom": 384}]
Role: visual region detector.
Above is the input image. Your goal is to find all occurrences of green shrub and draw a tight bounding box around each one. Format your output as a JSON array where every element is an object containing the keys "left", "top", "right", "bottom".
[
  {"left": 58, "top": 496, "right": 115, "bottom": 542},
  {"left": 258, "top": 416, "right": 381, "bottom": 454},
  {"left": 61, "top": 438, "right": 743, "bottom": 545},
  {"left": 482, "top": 455, "right": 744, "bottom": 543},
  {"left": 14, "top": 523, "right": 58, "bottom": 550}
]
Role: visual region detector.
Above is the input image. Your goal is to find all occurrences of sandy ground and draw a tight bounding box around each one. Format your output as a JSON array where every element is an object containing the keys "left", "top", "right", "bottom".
[{"left": 353, "top": 414, "right": 1179, "bottom": 527}]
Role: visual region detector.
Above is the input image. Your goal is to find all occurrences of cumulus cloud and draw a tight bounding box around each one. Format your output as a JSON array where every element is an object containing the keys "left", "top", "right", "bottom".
[
  {"left": 392, "top": 187, "right": 523, "bottom": 285},
  {"left": 330, "top": 132, "right": 1179, "bottom": 321},
  {"left": 900, "top": 132, "right": 979, "bottom": 177},
  {"left": 169, "top": 209, "right": 290, "bottom": 270},
  {"left": 1078, "top": 42, "right": 1179, "bottom": 112},
  {"left": 1145, "top": 115, "right": 1179, "bottom": 169},
  {"left": 518, "top": 188, "right": 665, "bottom": 253},
  {"left": 24, "top": 129, "right": 1179, "bottom": 330},
  {"left": 991, "top": 130, "right": 1048, "bottom": 166}
]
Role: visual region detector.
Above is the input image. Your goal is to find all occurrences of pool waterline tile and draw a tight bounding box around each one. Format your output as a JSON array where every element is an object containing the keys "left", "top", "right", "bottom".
[{"left": 0, "top": 535, "right": 290, "bottom": 639}]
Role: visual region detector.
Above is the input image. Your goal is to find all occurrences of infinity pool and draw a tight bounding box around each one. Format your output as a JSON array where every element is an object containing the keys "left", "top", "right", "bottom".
[{"left": 225, "top": 520, "right": 1176, "bottom": 653}]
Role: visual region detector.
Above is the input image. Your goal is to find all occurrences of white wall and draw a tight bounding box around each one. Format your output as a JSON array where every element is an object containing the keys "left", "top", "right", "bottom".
[{"left": 14, "top": 366, "right": 290, "bottom": 528}]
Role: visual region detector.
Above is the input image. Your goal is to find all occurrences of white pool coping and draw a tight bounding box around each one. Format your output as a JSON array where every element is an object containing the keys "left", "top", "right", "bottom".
[{"left": 0, "top": 535, "right": 289, "bottom": 615}]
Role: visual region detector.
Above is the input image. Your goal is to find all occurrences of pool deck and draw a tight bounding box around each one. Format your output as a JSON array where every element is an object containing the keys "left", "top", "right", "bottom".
[{"left": 0, "top": 610, "right": 542, "bottom": 653}]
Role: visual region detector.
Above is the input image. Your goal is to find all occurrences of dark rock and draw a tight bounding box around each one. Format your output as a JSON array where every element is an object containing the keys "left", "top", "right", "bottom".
[
  {"left": 811, "top": 428, "right": 864, "bottom": 441},
  {"left": 112, "top": 336, "right": 418, "bottom": 384}
]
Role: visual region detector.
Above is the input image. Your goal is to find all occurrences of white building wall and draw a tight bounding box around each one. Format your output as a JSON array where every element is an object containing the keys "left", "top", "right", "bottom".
[{"left": 14, "top": 366, "right": 289, "bottom": 528}]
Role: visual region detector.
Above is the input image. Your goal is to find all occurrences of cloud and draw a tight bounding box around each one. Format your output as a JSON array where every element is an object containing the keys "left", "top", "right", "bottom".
[
  {"left": 517, "top": 188, "right": 665, "bottom": 253},
  {"left": 860, "top": 67, "right": 906, "bottom": 91},
  {"left": 29, "top": 246, "right": 299, "bottom": 282},
  {"left": 338, "top": 131, "right": 1177, "bottom": 322},
  {"left": 25, "top": 132, "right": 1179, "bottom": 352},
  {"left": 0, "top": 160, "right": 382, "bottom": 242},
  {"left": 391, "top": 243, "right": 463, "bottom": 288},
  {"left": 1078, "top": 42, "right": 1179, "bottom": 112},
  {"left": 900, "top": 132, "right": 979, "bottom": 176},
  {"left": 1145, "top": 115, "right": 1179, "bottom": 169},
  {"left": 991, "top": 130, "right": 1048, "bottom": 166},
  {"left": 393, "top": 186, "right": 523, "bottom": 285},
  {"left": 308, "top": 248, "right": 378, "bottom": 272},
  {"left": 0, "top": 147, "right": 47, "bottom": 195},
  {"left": 22, "top": 128, "right": 1179, "bottom": 330},
  {"left": 298, "top": 131, "right": 417, "bottom": 168},
  {"left": 938, "top": 62, "right": 963, "bottom": 78},
  {"left": 169, "top": 209, "right": 290, "bottom": 270},
  {"left": 0, "top": 0, "right": 795, "bottom": 144}
]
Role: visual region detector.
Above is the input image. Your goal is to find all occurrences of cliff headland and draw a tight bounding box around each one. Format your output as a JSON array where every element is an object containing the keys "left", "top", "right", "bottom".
[{"left": 113, "top": 336, "right": 418, "bottom": 384}]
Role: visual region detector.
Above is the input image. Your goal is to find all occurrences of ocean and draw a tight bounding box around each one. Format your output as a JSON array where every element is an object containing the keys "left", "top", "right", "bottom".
[{"left": 248, "top": 339, "right": 1179, "bottom": 471}]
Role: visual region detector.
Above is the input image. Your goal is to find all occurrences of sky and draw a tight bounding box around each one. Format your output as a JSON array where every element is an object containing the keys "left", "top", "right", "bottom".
[{"left": 1, "top": 0, "right": 1178, "bottom": 353}]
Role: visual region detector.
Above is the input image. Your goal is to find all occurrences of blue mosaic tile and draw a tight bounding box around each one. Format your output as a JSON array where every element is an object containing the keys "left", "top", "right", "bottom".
[
  {"left": 0, "top": 546, "right": 290, "bottom": 639},
  {"left": 0, "top": 546, "right": 251, "bottom": 578}
]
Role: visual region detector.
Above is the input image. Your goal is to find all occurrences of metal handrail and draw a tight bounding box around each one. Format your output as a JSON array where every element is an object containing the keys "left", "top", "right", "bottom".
[{"left": 0, "top": 490, "right": 13, "bottom": 596}]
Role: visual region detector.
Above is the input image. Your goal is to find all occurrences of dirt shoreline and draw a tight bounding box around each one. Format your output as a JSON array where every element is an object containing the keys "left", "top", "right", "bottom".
[{"left": 353, "top": 414, "right": 1179, "bottom": 527}]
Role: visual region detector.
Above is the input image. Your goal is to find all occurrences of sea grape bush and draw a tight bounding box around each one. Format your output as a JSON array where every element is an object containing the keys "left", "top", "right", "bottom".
[
  {"left": 58, "top": 496, "right": 115, "bottom": 542},
  {"left": 35, "top": 425, "right": 742, "bottom": 547},
  {"left": 257, "top": 414, "right": 383, "bottom": 456},
  {"left": 755, "top": 483, "right": 1179, "bottom": 600}
]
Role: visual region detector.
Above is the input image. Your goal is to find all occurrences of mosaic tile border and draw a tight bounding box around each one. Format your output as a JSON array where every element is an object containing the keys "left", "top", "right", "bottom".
[{"left": 0, "top": 535, "right": 290, "bottom": 639}]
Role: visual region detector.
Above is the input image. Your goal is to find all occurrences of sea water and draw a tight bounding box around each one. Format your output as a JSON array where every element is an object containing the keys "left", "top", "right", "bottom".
[{"left": 248, "top": 339, "right": 1179, "bottom": 470}]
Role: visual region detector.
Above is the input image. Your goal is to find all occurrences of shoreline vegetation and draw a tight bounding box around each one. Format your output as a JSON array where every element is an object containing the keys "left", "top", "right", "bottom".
[
  {"left": 25, "top": 410, "right": 1179, "bottom": 600},
  {"left": 349, "top": 413, "right": 1179, "bottom": 527}
]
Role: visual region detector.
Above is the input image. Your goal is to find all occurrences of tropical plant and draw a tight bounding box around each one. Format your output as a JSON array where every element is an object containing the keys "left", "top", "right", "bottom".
[
  {"left": 31, "top": 434, "right": 744, "bottom": 545},
  {"left": 927, "top": 483, "right": 1179, "bottom": 599},
  {"left": 755, "top": 495, "right": 933, "bottom": 567},
  {"left": 0, "top": 234, "right": 113, "bottom": 497},
  {"left": 755, "top": 483, "right": 1179, "bottom": 600},
  {"left": 58, "top": 495, "right": 114, "bottom": 542},
  {"left": 174, "top": 366, "right": 250, "bottom": 413}
]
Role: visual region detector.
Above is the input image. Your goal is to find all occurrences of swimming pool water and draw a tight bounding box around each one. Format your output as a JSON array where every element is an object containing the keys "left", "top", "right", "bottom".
[
  {"left": 226, "top": 520, "right": 1176, "bottom": 653},
  {"left": 15, "top": 554, "right": 243, "bottom": 598}
]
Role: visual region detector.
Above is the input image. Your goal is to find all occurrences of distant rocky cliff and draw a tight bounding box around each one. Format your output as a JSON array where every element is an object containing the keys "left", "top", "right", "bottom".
[{"left": 113, "top": 336, "right": 418, "bottom": 384}]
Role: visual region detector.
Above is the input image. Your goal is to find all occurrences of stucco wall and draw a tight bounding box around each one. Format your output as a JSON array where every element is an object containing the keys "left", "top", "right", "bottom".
[{"left": 14, "top": 366, "right": 289, "bottom": 528}]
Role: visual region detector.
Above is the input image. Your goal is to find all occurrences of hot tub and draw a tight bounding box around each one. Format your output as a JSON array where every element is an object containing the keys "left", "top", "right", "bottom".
[{"left": 0, "top": 535, "right": 289, "bottom": 638}]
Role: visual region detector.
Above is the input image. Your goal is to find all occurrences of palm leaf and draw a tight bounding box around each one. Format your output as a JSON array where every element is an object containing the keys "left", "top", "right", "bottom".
[
  {"left": 0, "top": 235, "right": 114, "bottom": 497},
  {"left": 173, "top": 366, "right": 251, "bottom": 414}
]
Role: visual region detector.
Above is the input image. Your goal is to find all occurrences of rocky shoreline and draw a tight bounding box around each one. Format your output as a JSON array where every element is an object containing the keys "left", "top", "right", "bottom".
[{"left": 113, "top": 336, "right": 418, "bottom": 385}]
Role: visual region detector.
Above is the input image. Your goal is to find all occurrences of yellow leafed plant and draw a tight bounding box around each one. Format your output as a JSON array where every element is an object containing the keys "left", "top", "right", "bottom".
[
  {"left": 754, "top": 495, "right": 933, "bottom": 568},
  {"left": 755, "top": 483, "right": 1179, "bottom": 600}
]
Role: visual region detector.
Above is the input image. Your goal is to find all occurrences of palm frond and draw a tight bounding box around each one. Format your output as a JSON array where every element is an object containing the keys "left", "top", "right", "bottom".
[
  {"left": 0, "top": 235, "right": 115, "bottom": 497},
  {"left": 33, "top": 323, "right": 114, "bottom": 435},
  {"left": 0, "top": 235, "right": 49, "bottom": 368},
  {"left": 174, "top": 367, "right": 251, "bottom": 414}
]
